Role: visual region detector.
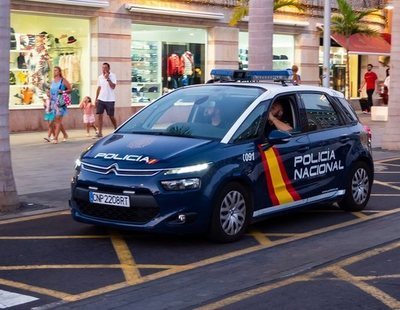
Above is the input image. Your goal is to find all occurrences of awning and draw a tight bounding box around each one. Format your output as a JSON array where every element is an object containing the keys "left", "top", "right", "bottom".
[{"left": 331, "top": 33, "right": 391, "bottom": 56}]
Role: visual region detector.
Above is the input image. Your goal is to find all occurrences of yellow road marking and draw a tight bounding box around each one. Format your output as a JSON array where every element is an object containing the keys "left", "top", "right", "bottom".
[
  {"left": 0, "top": 278, "right": 73, "bottom": 300},
  {"left": 197, "top": 241, "right": 400, "bottom": 310},
  {"left": 352, "top": 212, "right": 369, "bottom": 219},
  {"left": 0, "top": 211, "right": 69, "bottom": 225},
  {"left": 248, "top": 230, "right": 272, "bottom": 245},
  {"left": 1, "top": 209, "right": 399, "bottom": 303},
  {"left": 110, "top": 231, "right": 142, "bottom": 285},
  {"left": 356, "top": 274, "right": 400, "bottom": 281},
  {"left": 331, "top": 267, "right": 400, "bottom": 309},
  {"left": 0, "top": 263, "right": 179, "bottom": 270},
  {"left": 375, "top": 157, "right": 400, "bottom": 163},
  {"left": 371, "top": 193, "right": 400, "bottom": 196},
  {"left": 374, "top": 180, "right": 400, "bottom": 191}
]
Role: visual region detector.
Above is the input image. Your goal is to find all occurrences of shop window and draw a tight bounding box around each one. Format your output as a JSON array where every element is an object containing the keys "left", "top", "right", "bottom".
[
  {"left": 9, "top": 13, "right": 89, "bottom": 109},
  {"left": 132, "top": 24, "right": 206, "bottom": 105}
]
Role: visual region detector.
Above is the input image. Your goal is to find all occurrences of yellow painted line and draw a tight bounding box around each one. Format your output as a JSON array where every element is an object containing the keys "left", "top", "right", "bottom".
[
  {"left": 2, "top": 208, "right": 399, "bottom": 305},
  {"left": 356, "top": 274, "right": 400, "bottom": 281},
  {"left": 248, "top": 230, "right": 272, "bottom": 246},
  {"left": 110, "top": 231, "right": 142, "bottom": 285},
  {"left": 142, "top": 209, "right": 400, "bottom": 283},
  {"left": 264, "top": 233, "right": 299, "bottom": 237},
  {"left": 0, "top": 211, "right": 70, "bottom": 225},
  {"left": 195, "top": 276, "right": 311, "bottom": 310},
  {"left": 64, "top": 282, "right": 129, "bottom": 302},
  {"left": 331, "top": 267, "right": 400, "bottom": 309},
  {"left": 374, "top": 157, "right": 400, "bottom": 163},
  {"left": 371, "top": 193, "right": 400, "bottom": 196},
  {"left": 352, "top": 212, "right": 369, "bottom": 219},
  {"left": 336, "top": 241, "right": 400, "bottom": 267},
  {"left": 197, "top": 241, "right": 400, "bottom": 310},
  {"left": 0, "top": 277, "right": 73, "bottom": 300},
  {"left": 0, "top": 263, "right": 180, "bottom": 271},
  {"left": 374, "top": 180, "right": 400, "bottom": 191},
  {"left": 0, "top": 235, "right": 109, "bottom": 240}
]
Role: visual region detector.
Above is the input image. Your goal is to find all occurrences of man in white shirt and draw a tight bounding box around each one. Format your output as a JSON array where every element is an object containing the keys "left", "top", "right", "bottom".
[{"left": 95, "top": 62, "right": 117, "bottom": 137}]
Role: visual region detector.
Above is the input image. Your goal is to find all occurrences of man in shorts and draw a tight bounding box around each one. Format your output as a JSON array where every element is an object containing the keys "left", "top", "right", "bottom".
[{"left": 95, "top": 62, "right": 117, "bottom": 137}]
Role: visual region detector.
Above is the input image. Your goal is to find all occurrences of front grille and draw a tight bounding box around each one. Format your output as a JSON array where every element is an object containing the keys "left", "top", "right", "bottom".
[
  {"left": 81, "top": 162, "right": 161, "bottom": 176},
  {"left": 77, "top": 201, "right": 159, "bottom": 223}
]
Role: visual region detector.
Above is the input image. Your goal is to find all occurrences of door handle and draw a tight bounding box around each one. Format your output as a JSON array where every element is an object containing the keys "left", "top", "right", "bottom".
[
  {"left": 340, "top": 136, "right": 350, "bottom": 143},
  {"left": 297, "top": 146, "right": 310, "bottom": 152}
]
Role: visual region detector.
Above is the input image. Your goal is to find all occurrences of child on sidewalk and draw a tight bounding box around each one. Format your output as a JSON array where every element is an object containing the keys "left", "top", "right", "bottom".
[
  {"left": 79, "top": 96, "right": 98, "bottom": 137},
  {"left": 43, "top": 91, "right": 55, "bottom": 142}
]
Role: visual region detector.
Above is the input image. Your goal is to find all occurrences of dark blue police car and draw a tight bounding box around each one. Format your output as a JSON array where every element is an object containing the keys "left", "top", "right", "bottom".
[{"left": 70, "top": 70, "right": 374, "bottom": 242}]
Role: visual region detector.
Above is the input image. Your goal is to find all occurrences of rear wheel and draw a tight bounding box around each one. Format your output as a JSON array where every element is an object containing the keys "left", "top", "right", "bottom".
[
  {"left": 208, "top": 182, "right": 251, "bottom": 243},
  {"left": 339, "top": 161, "right": 372, "bottom": 212}
]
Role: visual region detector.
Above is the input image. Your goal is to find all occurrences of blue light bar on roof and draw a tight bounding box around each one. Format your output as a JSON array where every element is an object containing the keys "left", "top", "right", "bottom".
[{"left": 210, "top": 69, "right": 293, "bottom": 82}]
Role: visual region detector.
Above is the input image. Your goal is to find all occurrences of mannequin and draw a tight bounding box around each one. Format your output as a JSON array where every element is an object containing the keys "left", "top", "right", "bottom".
[
  {"left": 167, "top": 53, "right": 183, "bottom": 89},
  {"left": 181, "top": 51, "right": 194, "bottom": 86}
]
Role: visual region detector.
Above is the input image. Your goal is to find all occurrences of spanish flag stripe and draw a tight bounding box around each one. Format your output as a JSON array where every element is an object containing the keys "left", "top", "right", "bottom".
[
  {"left": 257, "top": 145, "right": 280, "bottom": 206},
  {"left": 272, "top": 148, "right": 301, "bottom": 201},
  {"left": 265, "top": 148, "right": 294, "bottom": 204}
]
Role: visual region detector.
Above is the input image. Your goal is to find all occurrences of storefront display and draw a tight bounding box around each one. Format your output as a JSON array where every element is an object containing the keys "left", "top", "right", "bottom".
[
  {"left": 132, "top": 24, "right": 206, "bottom": 104},
  {"left": 9, "top": 13, "right": 90, "bottom": 109},
  {"left": 239, "top": 33, "right": 295, "bottom": 70}
]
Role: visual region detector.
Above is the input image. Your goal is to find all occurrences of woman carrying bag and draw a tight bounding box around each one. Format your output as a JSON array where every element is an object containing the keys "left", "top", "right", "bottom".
[{"left": 49, "top": 66, "right": 71, "bottom": 144}]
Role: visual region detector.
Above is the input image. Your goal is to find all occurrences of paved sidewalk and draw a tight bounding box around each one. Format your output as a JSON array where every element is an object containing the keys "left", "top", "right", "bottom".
[{"left": 1, "top": 113, "right": 399, "bottom": 219}]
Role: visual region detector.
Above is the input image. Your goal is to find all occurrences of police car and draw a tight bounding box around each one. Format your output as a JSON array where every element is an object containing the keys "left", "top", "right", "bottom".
[{"left": 70, "top": 69, "right": 373, "bottom": 242}]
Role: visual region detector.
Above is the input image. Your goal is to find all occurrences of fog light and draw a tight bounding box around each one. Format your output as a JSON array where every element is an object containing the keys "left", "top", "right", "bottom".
[{"left": 178, "top": 214, "right": 186, "bottom": 223}]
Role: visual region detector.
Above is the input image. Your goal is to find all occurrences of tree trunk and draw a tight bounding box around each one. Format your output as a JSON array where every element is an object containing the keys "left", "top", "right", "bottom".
[
  {"left": 0, "top": 0, "right": 19, "bottom": 211},
  {"left": 248, "top": 0, "right": 274, "bottom": 70},
  {"left": 382, "top": 2, "right": 400, "bottom": 150}
]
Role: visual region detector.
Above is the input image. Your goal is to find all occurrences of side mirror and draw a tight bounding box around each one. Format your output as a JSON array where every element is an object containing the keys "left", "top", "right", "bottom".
[{"left": 267, "top": 130, "right": 292, "bottom": 144}]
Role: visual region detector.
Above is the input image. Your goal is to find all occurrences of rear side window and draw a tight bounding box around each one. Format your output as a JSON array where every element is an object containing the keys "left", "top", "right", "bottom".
[
  {"left": 300, "top": 93, "right": 341, "bottom": 131},
  {"left": 336, "top": 97, "right": 358, "bottom": 123}
]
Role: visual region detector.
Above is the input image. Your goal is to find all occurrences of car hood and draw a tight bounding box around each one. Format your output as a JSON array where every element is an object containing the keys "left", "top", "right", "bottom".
[{"left": 82, "top": 133, "right": 216, "bottom": 168}]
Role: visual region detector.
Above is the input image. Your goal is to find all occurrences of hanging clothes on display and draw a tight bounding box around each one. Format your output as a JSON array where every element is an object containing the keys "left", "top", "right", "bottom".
[
  {"left": 167, "top": 53, "right": 183, "bottom": 89},
  {"left": 181, "top": 51, "right": 194, "bottom": 86}
]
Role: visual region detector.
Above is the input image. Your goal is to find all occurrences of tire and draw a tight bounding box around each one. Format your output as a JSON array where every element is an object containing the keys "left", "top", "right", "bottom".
[
  {"left": 208, "top": 182, "right": 251, "bottom": 243},
  {"left": 339, "top": 161, "right": 373, "bottom": 212}
]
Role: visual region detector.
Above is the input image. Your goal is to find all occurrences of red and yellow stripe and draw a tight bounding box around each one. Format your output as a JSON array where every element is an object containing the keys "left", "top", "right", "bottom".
[{"left": 258, "top": 146, "right": 301, "bottom": 206}]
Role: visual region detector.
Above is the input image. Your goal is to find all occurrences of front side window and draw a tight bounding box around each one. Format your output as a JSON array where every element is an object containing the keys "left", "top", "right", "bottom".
[
  {"left": 300, "top": 93, "right": 341, "bottom": 131},
  {"left": 118, "top": 85, "right": 264, "bottom": 140}
]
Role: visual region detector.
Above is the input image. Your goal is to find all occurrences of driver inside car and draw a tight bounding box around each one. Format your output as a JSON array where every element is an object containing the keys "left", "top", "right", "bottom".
[{"left": 268, "top": 101, "right": 293, "bottom": 132}]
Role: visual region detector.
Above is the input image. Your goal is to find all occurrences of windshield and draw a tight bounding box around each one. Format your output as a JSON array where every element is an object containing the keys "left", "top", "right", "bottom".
[{"left": 118, "top": 85, "right": 265, "bottom": 139}]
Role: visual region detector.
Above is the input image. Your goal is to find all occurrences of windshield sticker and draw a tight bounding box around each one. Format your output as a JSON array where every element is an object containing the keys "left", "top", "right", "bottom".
[{"left": 294, "top": 150, "right": 344, "bottom": 180}]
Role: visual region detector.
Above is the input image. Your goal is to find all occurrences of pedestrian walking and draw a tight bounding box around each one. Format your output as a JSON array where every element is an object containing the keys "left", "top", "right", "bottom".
[
  {"left": 95, "top": 62, "right": 117, "bottom": 138},
  {"left": 291, "top": 65, "right": 301, "bottom": 85},
  {"left": 359, "top": 64, "right": 378, "bottom": 113},
  {"left": 79, "top": 96, "right": 98, "bottom": 137},
  {"left": 43, "top": 90, "right": 55, "bottom": 142}
]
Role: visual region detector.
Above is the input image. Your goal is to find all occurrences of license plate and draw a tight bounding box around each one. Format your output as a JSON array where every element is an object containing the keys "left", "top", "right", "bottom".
[{"left": 89, "top": 192, "right": 130, "bottom": 208}]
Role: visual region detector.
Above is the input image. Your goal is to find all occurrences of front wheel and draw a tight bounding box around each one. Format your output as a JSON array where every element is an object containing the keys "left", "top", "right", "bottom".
[
  {"left": 208, "top": 182, "right": 251, "bottom": 243},
  {"left": 339, "top": 161, "right": 373, "bottom": 212}
]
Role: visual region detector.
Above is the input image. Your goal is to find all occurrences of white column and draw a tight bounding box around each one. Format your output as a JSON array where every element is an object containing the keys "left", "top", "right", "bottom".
[{"left": 382, "top": 4, "right": 400, "bottom": 149}]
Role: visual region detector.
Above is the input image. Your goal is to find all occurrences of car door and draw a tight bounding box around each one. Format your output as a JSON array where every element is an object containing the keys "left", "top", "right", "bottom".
[
  {"left": 253, "top": 94, "right": 312, "bottom": 218},
  {"left": 298, "top": 92, "right": 351, "bottom": 203}
]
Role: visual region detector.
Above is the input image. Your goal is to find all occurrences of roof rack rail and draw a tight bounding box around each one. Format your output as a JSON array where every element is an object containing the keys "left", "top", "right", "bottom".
[{"left": 208, "top": 69, "right": 294, "bottom": 86}]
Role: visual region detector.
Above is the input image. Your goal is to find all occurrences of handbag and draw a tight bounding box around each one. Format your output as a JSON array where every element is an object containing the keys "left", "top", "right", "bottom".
[{"left": 57, "top": 79, "right": 71, "bottom": 107}]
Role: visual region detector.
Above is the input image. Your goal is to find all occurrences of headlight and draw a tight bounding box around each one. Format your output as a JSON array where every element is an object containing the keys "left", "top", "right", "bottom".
[
  {"left": 74, "top": 158, "right": 82, "bottom": 170},
  {"left": 164, "top": 163, "right": 209, "bottom": 175},
  {"left": 161, "top": 178, "right": 201, "bottom": 191}
]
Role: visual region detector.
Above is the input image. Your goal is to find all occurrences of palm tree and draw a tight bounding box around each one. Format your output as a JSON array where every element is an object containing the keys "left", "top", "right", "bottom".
[
  {"left": 330, "top": 0, "right": 384, "bottom": 97},
  {"left": 0, "top": 0, "right": 19, "bottom": 211},
  {"left": 229, "top": 0, "right": 304, "bottom": 26},
  {"left": 230, "top": 0, "right": 304, "bottom": 71}
]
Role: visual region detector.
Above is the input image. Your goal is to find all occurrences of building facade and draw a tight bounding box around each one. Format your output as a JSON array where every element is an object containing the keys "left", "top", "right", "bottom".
[{"left": 9, "top": 0, "right": 389, "bottom": 132}]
